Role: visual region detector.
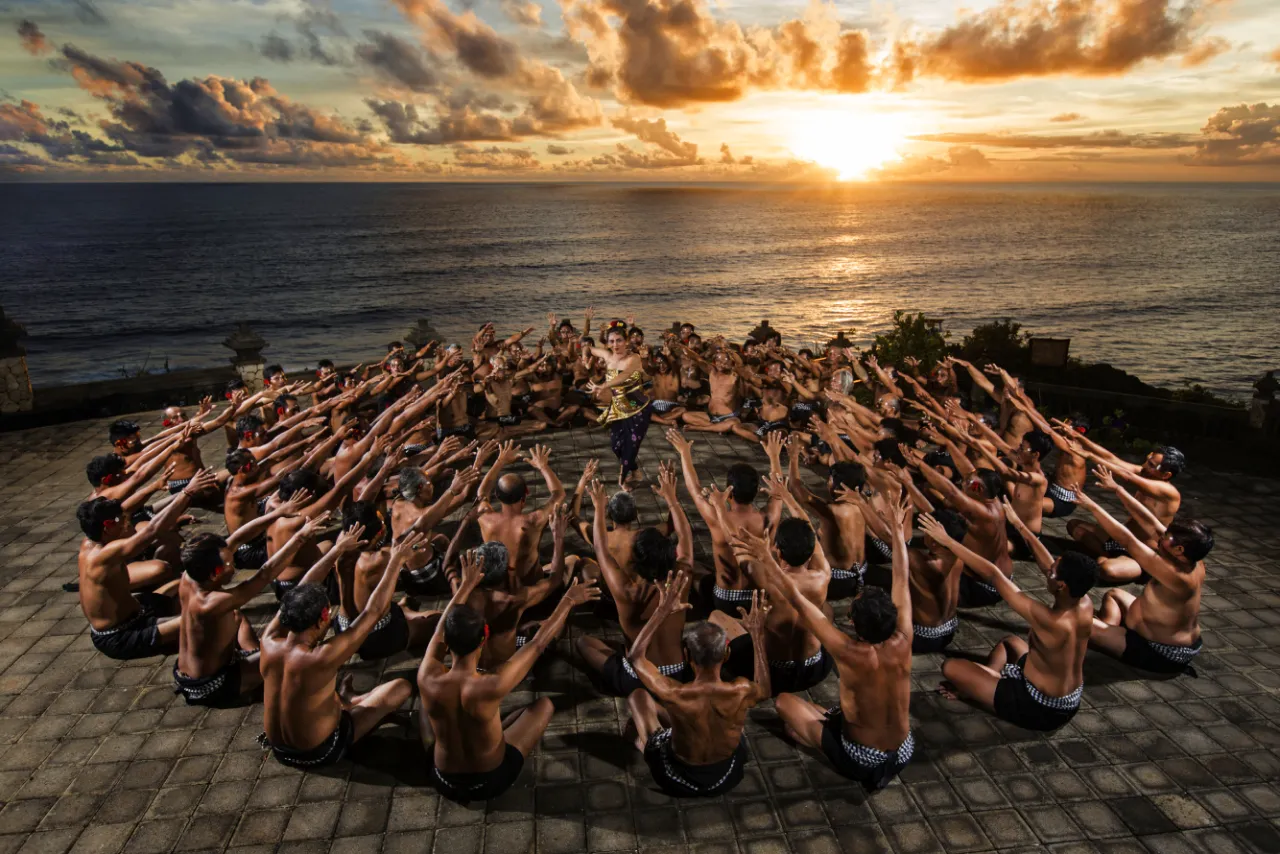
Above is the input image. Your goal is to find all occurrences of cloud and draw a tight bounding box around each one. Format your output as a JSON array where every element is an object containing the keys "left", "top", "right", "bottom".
[
  {"left": 1268, "top": 47, "right": 1280, "bottom": 66},
  {"left": 560, "top": 0, "right": 875, "bottom": 107},
  {"left": 719, "top": 142, "right": 753, "bottom": 165},
  {"left": 892, "top": 0, "right": 1219, "bottom": 85},
  {"left": 501, "top": 0, "right": 543, "bottom": 28},
  {"left": 17, "top": 20, "right": 51, "bottom": 56},
  {"left": 1050, "top": 112, "right": 1084, "bottom": 122},
  {"left": 873, "top": 144, "right": 992, "bottom": 179},
  {"left": 546, "top": 143, "right": 572, "bottom": 154},
  {"left": 608, "top": 115, "right": 700, "bottom": 167},
  {"left": 1185, "top": 102, "right": 1280, "bottom": 166},
  {"left": 393, "top": 0, "right": 521, "bottom": 78},
  {"left": 1181, "top": 36, "right": 1229, "bottom": 66},
  {"left": 260, "top": 34, "right": 295, "bottom": 63},
  {"left": 451, "top": 143, "right": 540, "bottom": 169},
  {"left": 912, "top": 129, "right": 1194, "bottom": 148},
  {"left": 354, "top": 30, "right": 440, "bottom": 92},
  {"left": 0, "top": 97, "right": 140, "bottom": 165},
  {"left": 42, "top": 44, "right": 410, "bottom": 170},
  {"left": 71, "top": 0, "right": 109, "bottom": 26}
]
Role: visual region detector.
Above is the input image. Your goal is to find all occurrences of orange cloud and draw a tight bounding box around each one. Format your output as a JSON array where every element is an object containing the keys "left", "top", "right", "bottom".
[
  {"left": 1186, "top": 102, "right": 1280, "bottom": 166},
  {"left": 893, "top": 0, "right": 1218, "bottom": 85},
  {"left": 17, "top": 20, "right": 50, "bottom": 56},
  {"left": 1050, "top": 112, "right": 1085, "bottom": 122},
  {"left": 912, "top": 130, "right": 1194, "bottom": 148}
]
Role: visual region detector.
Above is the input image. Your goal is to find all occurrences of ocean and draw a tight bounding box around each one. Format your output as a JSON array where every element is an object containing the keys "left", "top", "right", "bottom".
[{"left": 1, "top": 181, "right": 1277, "bottom": 399}]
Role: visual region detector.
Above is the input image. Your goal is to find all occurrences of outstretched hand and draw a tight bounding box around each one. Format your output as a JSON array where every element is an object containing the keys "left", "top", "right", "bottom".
[
  {"left": 665, "top": 427, "right": 692, "bottom": 454},
  {"left": 738, "top": 590, "right": 772, "bottom": 639}
]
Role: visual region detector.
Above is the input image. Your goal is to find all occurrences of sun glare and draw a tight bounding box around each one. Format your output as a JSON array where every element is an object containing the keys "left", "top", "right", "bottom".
[{"left": 788, "top": 109, "right": 911, "bottom": 181}]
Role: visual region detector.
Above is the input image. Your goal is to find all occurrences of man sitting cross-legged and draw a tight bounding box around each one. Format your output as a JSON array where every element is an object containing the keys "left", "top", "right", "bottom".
[
  {"left": 575, "top": 468, "right": 698, "bottom": 700},
  {"left": 174, "top": 511, "right": 334, "bottom": 706},
  {"left": 714, "top": 492, "right": 835, "bottom": 695},
  {"left": 77, "top": 469, "right": 217, "bottom": 661},
  {"left": 1075, "top": 477, "right": 1211, "bottom": 677},
  {"left": 730, "top": 494, "right": 914, "bottom": 791},
  {"left": 923, "top": 503, "right": 1097, "bottom": 732},
  {"left": 257, "top": 530, "right": 424, "bottom": 769},
  {"left": 418, "top": 552, "right": 599, "bottom": 803},
  {"left": 627, "top": 571, "right": 772, "bottom": 798}
]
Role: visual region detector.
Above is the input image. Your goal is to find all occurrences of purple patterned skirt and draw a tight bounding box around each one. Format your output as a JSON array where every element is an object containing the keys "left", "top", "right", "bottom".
[{"left": 610, "top": 405, "right": 652, "bottom": 477}]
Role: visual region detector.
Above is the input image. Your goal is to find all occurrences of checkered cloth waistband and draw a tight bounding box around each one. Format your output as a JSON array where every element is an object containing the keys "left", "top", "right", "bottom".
[
  {"left": 1046, "top": 483, "right": 1078, "bottom": 502},
  {"left": 336, "top": 609, "right": 393, "bottom": 633},
  {"left": 649, "top": 728, "right": 740, "bottom": 792},
  {"left": 870, "top": 537, "right": 892, "bottom": 559},
  {"left": 1148, "top": 638, "right": 1203, "bottom": 665},
  {"left": 831, "top": 719, "right": 915, "bottom": 769},
  {"left": 770, "top": 648, "right": 824, "bottom": 669},
  {"left": 403, "top": 444, "right": 428, "bottom": 456},
  {"left": 515, "top": 635, "right": 529, "bottom": 649},
  {"left": 831, "top": 562, "right": 867, "bottom": 581},
  {"left": 623, "top": 657, "right": 685, "bottom": 679},
  {"left": 913, "top": 617, "right": 959, "bottom": 639},
  {"left": 167, "top": 478, "right": 192, "bottom": 491},
  {"left": 709, "top": 410, "right": 741, "bottom": 424},
  {"left": 1000, "top": 661, "right": 1083, "bottom": 711},
  {"left": 713, "top": 585, "right": 757, "bottom": 602}
]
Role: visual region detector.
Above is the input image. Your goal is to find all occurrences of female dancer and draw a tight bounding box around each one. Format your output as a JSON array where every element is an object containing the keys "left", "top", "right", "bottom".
[{"left": 587, "top": 320, "right": 651, "bottom": 487}]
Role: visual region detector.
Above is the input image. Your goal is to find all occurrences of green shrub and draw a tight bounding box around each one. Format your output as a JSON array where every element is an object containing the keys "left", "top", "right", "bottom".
[
  {"left": 867, "top": 311, "right": 949, "bottom": 371},
  {"left": 958, "top": 319, "right": 1031, "bottom": 368}
]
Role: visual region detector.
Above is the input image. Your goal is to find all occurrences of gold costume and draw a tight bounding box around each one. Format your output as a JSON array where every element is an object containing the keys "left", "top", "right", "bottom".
[{"left": 597, "top": 369, "right": 649, "bottom": 424}]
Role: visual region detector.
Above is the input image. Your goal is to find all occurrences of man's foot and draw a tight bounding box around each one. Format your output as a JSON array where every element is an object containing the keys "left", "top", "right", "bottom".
[
  {"left": 337, "top": 673, "right": 357, "bottom": 704},
  {"left": 937, "top": 681, "right": 959, "bottom": 701}
]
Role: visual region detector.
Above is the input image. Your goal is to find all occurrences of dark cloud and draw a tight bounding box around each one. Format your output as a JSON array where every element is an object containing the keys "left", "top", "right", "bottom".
[
  {"left": 719, "top": 142, "right": 752, "bottom": 165},
  {"left": 1050, "top": 112, "right": 1084, "bottom": 122},
  {"left": 911, "top": 130, "right": 1194, "bottom": 149},
  {"left": 260, "top": 34, "right": 295, "bottom": 63},
  {"left": 873, "top": 145, "right": 991, "bottom": 179},
  {"left": 0, "top": 97, "right": 137, "bottom": 165},
  {"left": 43, "top": 45, "right": 407, "bottom": 170},
  {"left": 17, "top": 20, "right": 51, "bottom": 56},
  {"left": 546, "top": 143, "right": 572, "bottom": 154},
  {"left": 393, "top": 0, "right": 521, "bottom": 78},
  {"left": 560, "top": 0, "right": 874, "bottom": 107},
  {"left": 611, "top": 116, "right": 696, "bottom": 160},
  {"left": 892, "top": 0, "right": 1219, "bottom": 85},
  {"left": 354, "top": 30, "right": 439, "bottom": 92},
  {"left": 71, "top": 0, "right": 109, "bottom": 27},
  {"left": 0, "top": 142, "right": 50, "bottom": 170},
  {"left": 1185, "top": 102, "right": 1280, "bottom": 166}
]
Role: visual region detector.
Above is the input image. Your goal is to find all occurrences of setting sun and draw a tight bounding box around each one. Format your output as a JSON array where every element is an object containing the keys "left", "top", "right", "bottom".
[{"left": 787, "top": 108, "right": 912, "bottom": 180}]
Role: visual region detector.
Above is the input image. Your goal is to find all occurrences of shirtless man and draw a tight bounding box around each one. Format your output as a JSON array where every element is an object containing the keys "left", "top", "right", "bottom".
[
  {"left": 950, "top": 359, "right": 1033, "bottom": 448},
  {"left": 477, "top": 359, "right": 548, "bottom": 439},
  {"left": 966, "top": 430, "right": 1052, "bottom": 559},
  {"left": 923, "top": 508, "right": 1097, "bottom": 732},
  {"left": 1002, "top": 392, "right": 1089, "bottom": 520},
  {"left": 1075, "top": 483, "right": 1211, "bottom": 677},
  {"left": 418, "top": 553, "right": 598, "bottom": 802},
  {"left": 1066, "top": 441, "right": 1185, "bottom": 584},
  {"left": 906, "top": 456, "right": 1010, "bottom": 609},
  {"left": 902, "top": 507, "right": 968, "bottom": 654},
  {"left": 223, "top": 431, "right": 342, "bottom": 569},
  {"left": 173, "top": 513, "right": 327, "bottom": 706},
  {"left": 716, "top": 516, "right": 834, "bottom": 694},
  {"left": 476, "top": 442, "right": 565, "bottom": 586},
  {"left": 160, "top": 396, "right": 239, "bottom": 501},
  {"left": 646, "top": 353, "right": 686, "bottom": 426},
  {"left": 666, "top": 429, "right": 775, "bottom": 614},
  {"left": 392, "top": 456, "right": 481, "bottom": 595},
  {"left": 679, "top": 347, "right": 759, "bottom": 444},
  {"left": 334, "top": 487, "right": 472, "bottom": 660},
  {"left": 730, "top": 496, "right": 914, "bottom": 791},
  {"left": 575, "top": 470, "right": 697, "bottom": 701},
  {"left": 459, "top": 506, "right": 572, "bottom": 670},
  {"left": 258, "top": 531, "right": 422, "bottom": 768},
  {"left": 771, "top": 432, "right": 867, "bottom": 600},
  {"left": 626, "top": 572, "right": 771, "bottom": 798},
  {"left": 522, "top": 355, "right": 582, "bottom": 427},
  {"left": 265, "top": 437, "right": 386, "bottom": 600},
  {"left": 76, "top": 470, "right": 216, "bottom": 660}
]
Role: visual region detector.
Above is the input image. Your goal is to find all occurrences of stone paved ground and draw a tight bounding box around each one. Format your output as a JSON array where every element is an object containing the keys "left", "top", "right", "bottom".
[{"left": 2, "top": 414, "right": 1280, "bottom": 854}]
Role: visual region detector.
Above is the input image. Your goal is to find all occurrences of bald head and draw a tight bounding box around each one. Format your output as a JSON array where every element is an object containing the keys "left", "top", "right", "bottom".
[
  {"left": 163, "top": 406, "right": 185, "bottom": 426},
  {"left": 495, "top": 473, "right": 528, "bottom": 506}
]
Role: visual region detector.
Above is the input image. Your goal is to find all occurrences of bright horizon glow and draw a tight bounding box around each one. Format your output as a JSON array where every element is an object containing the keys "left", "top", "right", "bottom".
[{"left": 787, "top": 109, "right": 912, "bottom": 180}]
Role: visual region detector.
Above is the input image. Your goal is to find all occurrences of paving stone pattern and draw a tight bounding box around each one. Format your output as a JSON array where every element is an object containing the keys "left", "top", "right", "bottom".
[{"left": 1, "top": 414, "right": 1279, "bottom": 853}]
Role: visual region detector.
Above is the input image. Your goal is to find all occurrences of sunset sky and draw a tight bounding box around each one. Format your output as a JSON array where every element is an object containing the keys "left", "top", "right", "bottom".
[{"left": 1, "top": 0, "right": 1278, "bottom": 180}]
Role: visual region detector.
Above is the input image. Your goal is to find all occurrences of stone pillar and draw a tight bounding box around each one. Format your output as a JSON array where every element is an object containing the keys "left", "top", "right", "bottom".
[
  {"left": 0, "top": 306, "right": 32, "bottom": 414},
  {"left": 404, "top": 317, "right": 444, "bottom": 352},
  {"left": 222, "top": 323, "right": 267, "bottom": 392}
]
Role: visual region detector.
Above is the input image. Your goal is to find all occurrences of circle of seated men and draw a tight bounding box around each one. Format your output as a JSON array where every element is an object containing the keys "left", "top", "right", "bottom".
[{"left": 72, "top": 326, "right": 1213, "bottom": 803}]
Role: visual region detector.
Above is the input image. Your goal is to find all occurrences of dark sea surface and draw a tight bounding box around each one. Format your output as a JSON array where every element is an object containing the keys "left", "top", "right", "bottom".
[{"left": 1, "top": 181, "right": 1277, "bottom": 398}]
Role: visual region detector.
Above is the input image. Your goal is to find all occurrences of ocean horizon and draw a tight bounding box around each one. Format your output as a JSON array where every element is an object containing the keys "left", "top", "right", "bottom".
[{"left": 2, "top": 180, "right": 1276, "bottom": 398}]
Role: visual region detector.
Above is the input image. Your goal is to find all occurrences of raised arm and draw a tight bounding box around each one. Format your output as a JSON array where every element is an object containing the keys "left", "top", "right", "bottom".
[
  {"left": 323, "top": 531, "right": 426, "bottom": 665},
  {"left": 219, "top": 514, "right": 327, "bottom": 611},
  {"left": 1094, "top": 465, "right": 1165, "bottom": 537},
  {"left": 527, "top": 444, "right": 566, "bottom": 514},
  {"left": 1000, "top": 498, "right": 1055, "bottom": 577},
  {"left": 885, "top": 499, "right": 913, "bottom": 637},
  {"left": 909, "top": 453, "right": 988, "bottom": 518},
  {"left": 737, "top": 590, "right": 772, "bottom": 703},
  {"left": 666, "top": 429, "right": 716, "bottom": 524},
  {"left": 730, "top": 528, "right": 851, "bottom": 658},
  {"left": 106, "top": 471, "right": 212, "bottom": 562},
  {"left": 588, "top": 479, "right": 636, "bottom": 599},
  {"left": 421, "top": 548, "right": 484, "bottom": 680},
  {"left": 628, "top": 571, "right": 692, "bottom": 704},
  {"left": 570, "top": 458, "right": 600, "bottom": 544},
  {"left": 1074, "top": 488, "right": 1187, "bottom": 590},
  {"left": 651, "top": 460, "right": 694, "bottom": 565},
  {"left": 495, "top": 580, "right": 598, "bottom": 695},
  {"left": 303, "top": 436, "right": 386, "bottom": 517},
  {"left": 918, "top": 513, "right": 1044, "bottom": 625},
  {"left": 477, "top": 440, "right": 521, "bottom": 505}
]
